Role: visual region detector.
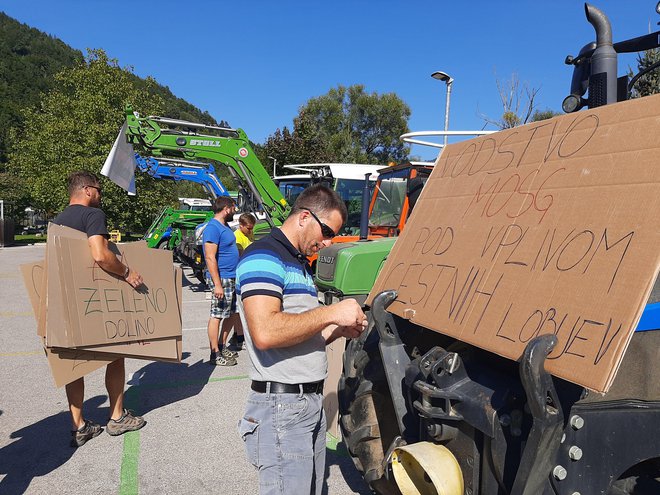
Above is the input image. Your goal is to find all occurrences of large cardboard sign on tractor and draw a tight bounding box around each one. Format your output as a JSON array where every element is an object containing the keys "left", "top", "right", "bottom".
[
  {"left": 367, "top": 94, "right": 660, "bottom": 393},
  {"left": 21, "top": 224, "right": 183, "bottom": 387}
]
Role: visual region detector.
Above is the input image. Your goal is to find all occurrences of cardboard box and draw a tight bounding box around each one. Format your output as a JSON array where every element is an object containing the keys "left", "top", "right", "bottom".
[
  {"left": 45, "top": 230, "right": 181, "bottom": 348},
  {"left": 20, "top": 237, "right": 184, "bottom": 387},
  {"left": 368, "top": 95, "right": 660, "bottom": 393},
  {"left": 45, "top": 224, "right": 84, "bottom": 345},
  {"left": 323, "top": 337, "right": 345, "bottom": 437},
  {"left": 23, "top": 259, "right": 182, "bottom": 359}
]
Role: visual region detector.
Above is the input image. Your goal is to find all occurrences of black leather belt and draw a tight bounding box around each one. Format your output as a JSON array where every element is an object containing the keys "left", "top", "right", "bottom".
[{"left": 251, "top": 380, "right": 324, "bottom": 394}]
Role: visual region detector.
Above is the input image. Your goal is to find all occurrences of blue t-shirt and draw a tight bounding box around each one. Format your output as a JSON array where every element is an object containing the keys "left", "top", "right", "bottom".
[{"left": 202, "top": 219, "right": 239, "bottom": 278}]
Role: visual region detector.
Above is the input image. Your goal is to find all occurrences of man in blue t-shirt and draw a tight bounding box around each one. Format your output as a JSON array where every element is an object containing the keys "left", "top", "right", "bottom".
[{"left": 203, "top": 196, "right": 240, "bottom": 366}]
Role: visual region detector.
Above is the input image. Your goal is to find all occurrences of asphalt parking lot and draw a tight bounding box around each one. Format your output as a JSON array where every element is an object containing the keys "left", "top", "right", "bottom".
[{"left": 0, "top": 244, "right": 370, "bottom": 494}]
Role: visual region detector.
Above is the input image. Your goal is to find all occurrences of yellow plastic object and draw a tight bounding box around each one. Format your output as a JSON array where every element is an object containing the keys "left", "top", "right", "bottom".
[
  {"left": 109, "top": 230, "right": 122, "bottom": 243},
  {"left": 391, "top": 442, "right": 463, "bottom": 495}
]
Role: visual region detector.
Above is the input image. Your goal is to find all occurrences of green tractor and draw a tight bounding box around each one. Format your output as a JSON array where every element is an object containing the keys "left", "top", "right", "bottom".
[{"left": 321, "top": 4, "right": 660, "bottom": 494}]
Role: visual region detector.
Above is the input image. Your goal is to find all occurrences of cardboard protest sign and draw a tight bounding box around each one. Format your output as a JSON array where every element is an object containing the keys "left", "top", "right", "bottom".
[
  {"left": 45, "top": 224, "right": 86, "bottom": 346},
  {"left": 21, "top": 261, "right": 183, "bottom": 387},
  {"left": 69, "top": 266, "right": 184, "bottom": 360},
  {"left": 367, "top": 95, "right": 660, "bottom": 393},
  {"left": 54, "top": 236, "right": 181, "bottom": 347},
  {"left": 22, "top": 259, "right": 114, "bottom": 386},
  {"left": 19, "top": 262, "right": 45, "bottom": 328},
  {"left": 323, "top": 337, "right": 345, "bottom": 437}
]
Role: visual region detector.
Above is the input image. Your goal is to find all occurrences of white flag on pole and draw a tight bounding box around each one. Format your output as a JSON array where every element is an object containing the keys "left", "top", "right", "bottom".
[{"left": 101, "top": 123, "right": 137, "bottom": 195}]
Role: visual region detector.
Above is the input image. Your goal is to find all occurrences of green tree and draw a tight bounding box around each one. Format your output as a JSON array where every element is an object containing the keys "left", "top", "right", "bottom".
[
  {"left": 8, "top": 49, "right": 178, "bottom": 232},
  {"left": 260, "top": 85, "right": 411, "bottom": 167},
  {"left": 531, "top": 109, "right": 562, "bottom": 122},
  {"left": 629, "top": 49, "right": 660, "bottom": 98}
]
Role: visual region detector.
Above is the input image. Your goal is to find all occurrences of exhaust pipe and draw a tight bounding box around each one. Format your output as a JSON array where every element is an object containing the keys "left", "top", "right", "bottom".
[
  {"left": 358, "top": 173, "right": 371, "bottom": 241},
  {"left": 391, "top": 441, "right": 463, "bottom": 495},
  {"left": 585, "top": 3, "right": 617, "bottom": 107}
]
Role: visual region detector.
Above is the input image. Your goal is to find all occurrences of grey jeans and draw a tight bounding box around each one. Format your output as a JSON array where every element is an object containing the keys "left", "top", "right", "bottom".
[{"left": 238, "top": 389, "right": 326, "bottom": 495}]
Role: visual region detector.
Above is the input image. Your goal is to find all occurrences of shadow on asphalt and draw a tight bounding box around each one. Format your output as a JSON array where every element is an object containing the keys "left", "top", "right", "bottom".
[
  {"left": 179, "top": 266, "right": 207, "bottom": 292},
  {"left": 323, "top": 441, "right": 371, "bottom": 495},
  {"left": 123, "top": 352, "right": 216, "bottom": 416},
  {"left": 0, "top": 395, "right": 107, "bottom": 494},
  {"left": 0, "top": 354, "right": 218, "bottom": 494}
]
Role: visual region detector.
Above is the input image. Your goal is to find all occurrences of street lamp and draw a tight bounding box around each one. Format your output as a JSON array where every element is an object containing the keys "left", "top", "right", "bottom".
[
  {"left": 431, "top": 70, "right": 454, "bottom": 147},
  {"left": 268, "top": 156, "right": 277, "bottom": 176}
]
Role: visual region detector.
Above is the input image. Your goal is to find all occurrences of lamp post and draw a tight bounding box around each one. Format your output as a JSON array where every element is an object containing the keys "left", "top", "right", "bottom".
[
  {"left": 431, "top": 71, "right": 454, "bottom": 147},
  {"left": 268, "top": 156, "right": 277, "bottom": 176}
]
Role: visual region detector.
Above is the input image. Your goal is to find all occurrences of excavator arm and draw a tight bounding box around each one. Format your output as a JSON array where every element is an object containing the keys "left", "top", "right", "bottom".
[
  {"left": 134, "top": 155, "right": 230, "bottom": 199},
  {"left": 124, "top": 105, "right": 289, "bottom": 226}
]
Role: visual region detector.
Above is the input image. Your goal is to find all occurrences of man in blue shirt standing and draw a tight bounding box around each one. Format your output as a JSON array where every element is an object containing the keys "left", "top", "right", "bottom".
[{"left": 203, "top": 196, "right": 240, "bottom": 366}]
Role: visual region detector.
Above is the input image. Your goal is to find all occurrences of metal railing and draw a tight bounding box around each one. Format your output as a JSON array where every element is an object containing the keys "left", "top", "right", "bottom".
[{"left": 400, "top": 130, "right": 495, "bottom": 150}]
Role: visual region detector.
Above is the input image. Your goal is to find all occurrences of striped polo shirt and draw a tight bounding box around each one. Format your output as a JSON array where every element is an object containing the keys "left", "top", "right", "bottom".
[{"left": 236, "top": 228, "right": 327, "bottom": 383}]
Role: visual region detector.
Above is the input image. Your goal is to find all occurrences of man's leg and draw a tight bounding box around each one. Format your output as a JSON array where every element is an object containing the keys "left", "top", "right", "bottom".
[
  {"left": 207, "top": 275, "right": 222, "bottom": 358},
  {"left": 105, "top": 358, "right": 125, "bottom": 420},
  {"left": 67, "top": 376, "right": 103, "bottom": 447},
  {"left": 105, "top": 357, "right": 146, "bottom": 435},
  {"left": 65, "top": 377, "right": 85, "bottom": 429},
  {"left": 277, "top": 393, "right": 324, "bottom": 494},
  {"left": 220, "top": 313, "right": 240, "bottom": 347},
  {"left": 220, "top": 279, "right": 240, "bottom": 356},
  {"left": 312, "top": 401, "right": 327, "bottom": 495},
  {"left": 208, "top": 316, "right": 221, "bottom": 354}
]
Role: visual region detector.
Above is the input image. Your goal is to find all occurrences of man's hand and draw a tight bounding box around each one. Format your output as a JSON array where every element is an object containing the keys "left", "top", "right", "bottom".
[
  {"left": 125, "top": 268, "right": 143, "bottom": 289},
  {"left": 331, "top": 299, "right": 368, "bottom": 330},
  {"left": 328, "top": 324, "right": 365, "bottom": 342},
  {"left": 213, "top": 284, "right": 224, "bottom": 299}
]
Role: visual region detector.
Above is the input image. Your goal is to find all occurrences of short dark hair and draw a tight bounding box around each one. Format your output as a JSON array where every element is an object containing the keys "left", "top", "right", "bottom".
[
  {"left": 213, "top": 196, "right": 235, "bottom": 213},
  {"left": 238, "top": 212, "right": 256, "bottom": 226},
  {"left": 291, "top": 184, "right": 347, "bottom": 223},
  {"left": 67, "top": 171, "right": 100, "bottom": 196}
]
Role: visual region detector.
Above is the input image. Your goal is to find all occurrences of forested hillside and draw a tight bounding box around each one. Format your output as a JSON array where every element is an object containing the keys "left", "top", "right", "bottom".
[
  {"left": 0, "top": 12, "right": 232, "bottom": 230},
  {"left": 0, "top": 12, "right": 224, "bottom": 165}
]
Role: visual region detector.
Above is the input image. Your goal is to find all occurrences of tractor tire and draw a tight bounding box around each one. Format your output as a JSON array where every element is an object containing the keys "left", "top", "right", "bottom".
[
  {"left": 338, "top": 322, "right": 402, "bottom": 495},
  {"left": 157, "top": 240, "right": 170, "bottom": 250},
  {"left": 608, "top": 459, "right": 660, "bottom": 495},
  {"left": 608, "top": 476, "right": 660, "bottom": 495}
]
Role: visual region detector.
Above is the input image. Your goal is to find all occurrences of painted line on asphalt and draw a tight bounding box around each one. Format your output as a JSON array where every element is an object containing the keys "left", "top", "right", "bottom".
[
  {"left": 0, "top": 311, "right": 34, "bottom": 317},
  {"left": 119, "top": 431, "right": 140, "bottom": 495},
  {"left": 326, "top": 433, "right": 350, "bottom": 458},
  {"left": 0, "top": 350, "right": 42, "bottom": 357},
  {"left": 119, "top": 373, "right": 249, "bottom": 495}
]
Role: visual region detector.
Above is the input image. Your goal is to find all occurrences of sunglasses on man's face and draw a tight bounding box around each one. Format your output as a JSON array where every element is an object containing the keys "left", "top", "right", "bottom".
[
  {"left": 84, "top": 185, "right": 102, "bottom": 194},
  {"left": 302, "top": 208, "right": 336, "bottom": 239}
]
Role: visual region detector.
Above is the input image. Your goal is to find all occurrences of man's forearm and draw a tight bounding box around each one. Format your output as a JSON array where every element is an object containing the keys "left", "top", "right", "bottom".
[
  {"left": 96, "top": 252, "right": 128, "bottom": 278},
  {"left": 250, "top": 305, "right": 337, "bottom": 350},
  {"left": 205, "top": 256, "right": 221, "bottom": 285},
  {"left": 89, "top": 235, "right": 128, "bottom": 278}
]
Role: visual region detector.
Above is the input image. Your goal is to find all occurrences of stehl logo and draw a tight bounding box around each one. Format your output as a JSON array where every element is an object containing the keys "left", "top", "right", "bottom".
[
  {"left": 319, "top": 255, "right": 335, "bottom": 264},
  {"left": 190, "top": 139, "right": 221, "bottom": 147}
]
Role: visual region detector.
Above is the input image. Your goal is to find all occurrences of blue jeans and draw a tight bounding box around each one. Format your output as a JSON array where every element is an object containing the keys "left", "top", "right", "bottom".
[{"left": 238, "top": 389, "right": 326, "bottom": 494}]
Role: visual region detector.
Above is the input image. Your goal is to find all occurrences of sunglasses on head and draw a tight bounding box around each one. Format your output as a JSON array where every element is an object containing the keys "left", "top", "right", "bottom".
[{"left": 301, "top": 208, "right": 336, "bottom": 239}]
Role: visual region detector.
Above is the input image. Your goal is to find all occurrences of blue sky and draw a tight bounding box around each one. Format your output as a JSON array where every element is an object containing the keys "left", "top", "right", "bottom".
[{"left": 2, "top": 1, "right": 658, "bottom": 160}]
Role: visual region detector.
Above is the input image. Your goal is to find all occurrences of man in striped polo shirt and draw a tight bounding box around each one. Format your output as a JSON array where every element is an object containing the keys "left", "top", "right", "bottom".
[{"left": 236, "top": 184, "right": 368, "bottom": 495}]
